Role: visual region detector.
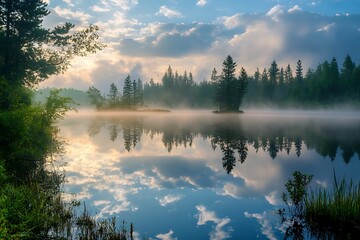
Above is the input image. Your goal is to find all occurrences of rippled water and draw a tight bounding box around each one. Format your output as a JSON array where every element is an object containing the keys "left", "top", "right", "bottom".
[{"left": 58, "top": 110, "right": 360, "bottom": 239}]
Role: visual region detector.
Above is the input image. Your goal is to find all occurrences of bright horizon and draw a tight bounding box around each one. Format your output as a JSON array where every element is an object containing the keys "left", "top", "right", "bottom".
[{"left": 41, "top": 0, "right": 360, "bottom": 92}]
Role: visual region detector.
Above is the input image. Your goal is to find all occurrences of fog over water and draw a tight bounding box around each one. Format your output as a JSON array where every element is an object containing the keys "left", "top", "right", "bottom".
[{"left": 58, "top": 109, "right": 360, "bottom": 239}]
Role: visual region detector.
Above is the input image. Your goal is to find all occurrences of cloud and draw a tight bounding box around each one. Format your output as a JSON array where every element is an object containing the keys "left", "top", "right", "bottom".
[
  {"left": 119, "top": 156, "right": 218, "bottom": 189},
  {"left": 119, "top": 22, "right": 220, "bottom": 57},
  {"left": 156, "top": 230, "right": 177, "bottom": 240},
  {"left": 157, "top": 195, "right": 183, "bottom": 207},
  {"left": 244, "top": 212, "right": 277, "bottom": 240},
  {"left": 317, "top": 22, "right": 336, "bottom": 32},
  {"left": 45, "top": 5, "right": 360, "bottom": 95},
  {"left": 156, "top": 6, "right": 183, "bottom": 18},
  {"left": 196, "top": 0, "right": 208, "bottom": 7},
  {"left": 266, "top": 5, "right": 284, "bottom": 21},
  {"left": 63, "top": 0, "right": 74, "bottom": 7},
  {"left": 196, "top": 205, "right": 231, "bottom": 240},
  {"left": 53, "top": 6, "right": 91, "bottom": 24},
  {"left": 91, "top": 5, "right": 111, "bottom": 12},
  {"left": 108, "top": 0, "right": 138, "bottom": 11},
  {"left": 288, "top": 5, "right": 301, "bottom": 13}
]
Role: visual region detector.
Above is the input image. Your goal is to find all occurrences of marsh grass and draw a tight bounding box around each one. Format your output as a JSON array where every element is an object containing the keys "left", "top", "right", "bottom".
[
  {"left": 305, "top": 173, "right": 360, "bottom": 238},
  {"left": 281, "top": 171, "right": 360, "bottom": 239}
]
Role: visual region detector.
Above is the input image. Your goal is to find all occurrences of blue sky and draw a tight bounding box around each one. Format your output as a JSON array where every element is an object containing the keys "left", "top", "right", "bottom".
[{"left": 42, "top": 0, "right": 360, "bottom": 91}]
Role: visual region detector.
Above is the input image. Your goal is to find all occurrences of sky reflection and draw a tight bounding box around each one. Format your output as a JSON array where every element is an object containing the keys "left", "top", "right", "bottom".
[{"left": 58, "top": 110, "right": 360, "bottom": 239}]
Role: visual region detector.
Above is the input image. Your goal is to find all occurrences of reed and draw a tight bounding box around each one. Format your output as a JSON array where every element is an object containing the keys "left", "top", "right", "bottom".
[{"left": 305, "top": 173, "right": 360, "bottom": 237}]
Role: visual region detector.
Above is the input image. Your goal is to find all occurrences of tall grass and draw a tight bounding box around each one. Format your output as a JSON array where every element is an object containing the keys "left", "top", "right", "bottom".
[
  {"left": 305, "top": 173, "right": 360, "bottom": 238},
  {"left": 280, "top": 171, "right": 360, "bottom": 239}
]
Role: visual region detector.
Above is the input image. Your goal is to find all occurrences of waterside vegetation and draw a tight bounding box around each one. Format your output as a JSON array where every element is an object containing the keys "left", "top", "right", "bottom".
[
  {"left": 281, "top": 171, "right": 360, "bottom": 239},
  {"left": 0, "top": 0, "right": 134, "bottom": 239}
]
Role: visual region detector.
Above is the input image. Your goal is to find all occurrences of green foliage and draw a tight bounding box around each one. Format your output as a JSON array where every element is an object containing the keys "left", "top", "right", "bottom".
[
  {"left": 122, "top": 75, "right": 133, "bottom": 109},
  {"left": 282, "top": 171, "right": 313, "bottom": 216},
  {"left": 108, "top": 83, "right": 120, "bottom": 107},
  {"left": 209, "top": 55, "right": 248, "bottom": 112},
  {"left": 88, "top": 76, "right": 144, "bottom": 111},
  {"left": 0, "top": 0, "right": 105, "bottom": 85},
  {"left": 35, "top": 87, "right": 91, "bottom": 107},
  {"left": 87, "top": 86, "right": 104, "bottom": 109}
]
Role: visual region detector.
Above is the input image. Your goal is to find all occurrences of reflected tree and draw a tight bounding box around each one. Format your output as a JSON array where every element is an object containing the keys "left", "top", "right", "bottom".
[
  {"left": 122, "top": 117, "right": 143, "bottom": 151},
  {"left": 162, "top": 130, "right": 194, "bottom": 152},
  {"left": 210, "top": 116, "right": 248, "bottom": 174},
  {"left": 85, "top": 114, "right": 360, "bottom": 165}
]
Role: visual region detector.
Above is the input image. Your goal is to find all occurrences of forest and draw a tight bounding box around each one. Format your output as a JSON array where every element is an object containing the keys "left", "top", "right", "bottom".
[{"left": 86, "top": 54, "right": 360, "bottom": 111}]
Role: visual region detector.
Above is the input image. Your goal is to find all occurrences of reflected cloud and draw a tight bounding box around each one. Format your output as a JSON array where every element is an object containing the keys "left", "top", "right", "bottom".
[
  {"left": 57, "top": 111, "right": 360, "bottom": 238},
  {"left": 244, "top": 211, "right": 277, "bottom": 240},
  {"left": 156, "top": 229, "right": 177, "bottom": 240},
  {"left": 196, "top": 205, "right": 231, "bottom": 240}
]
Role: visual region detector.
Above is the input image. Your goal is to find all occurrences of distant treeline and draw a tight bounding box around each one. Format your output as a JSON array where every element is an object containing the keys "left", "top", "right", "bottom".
[
  {"left": 87, "top": 76, "right": 144, "bottom": 110},
  {"left": 82, "top": 54, "right": 360, "bottom": 110},
  {"left": 143, "top": 54, "right": 360, "bottom": 108},
  {"left": 34, "top": 88, "right": 91, "bottom": 107}
]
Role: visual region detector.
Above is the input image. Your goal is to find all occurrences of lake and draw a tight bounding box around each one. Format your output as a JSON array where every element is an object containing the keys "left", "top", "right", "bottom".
[{"left": 57, "top": 110, "right": 360, "bottom": 240}]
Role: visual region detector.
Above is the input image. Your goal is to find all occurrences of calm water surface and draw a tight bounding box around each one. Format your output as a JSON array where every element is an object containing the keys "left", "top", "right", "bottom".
[{"left": 58, "top": 110, "right": 360, "bottom": 240}]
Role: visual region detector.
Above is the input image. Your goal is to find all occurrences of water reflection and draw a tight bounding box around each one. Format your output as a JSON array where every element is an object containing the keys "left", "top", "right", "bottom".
[
  {"left": 59, "top": 110, "right": 360, "bottom": 239},
  {"left": 86, "top": 112, "right": 360, "bottom": 174}
]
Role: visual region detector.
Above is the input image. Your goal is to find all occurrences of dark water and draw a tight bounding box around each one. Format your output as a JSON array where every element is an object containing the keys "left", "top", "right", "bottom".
[{"left": 58, "top": 110, "right": 360, "bottom": 240}]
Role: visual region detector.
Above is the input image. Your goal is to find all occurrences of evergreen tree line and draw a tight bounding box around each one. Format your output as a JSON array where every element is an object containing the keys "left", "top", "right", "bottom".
[
  {"left": 87, "top": 76, "right": 144, "bottom": 110},
  {"left": 246, "top": 55, "right": 360, "bottom": 106},
  {"left": 142, "top": 54, "right": 360, "bottom": 108},
  {"left": 143, "top": 66, "right": 215, "bottom": 108}
]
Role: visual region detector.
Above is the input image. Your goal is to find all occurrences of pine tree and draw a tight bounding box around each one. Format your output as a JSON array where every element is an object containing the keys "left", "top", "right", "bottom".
[
  {"left": 108, "top": 83, "right": 119, "bottom": 107},
  {"left": 219, "top": 55, "right": 237, "bottom": 111},
  {"left": 214, "top": 55, "right": 246, "bottom": 112},
  {"left": 285, "top": 64, "right": 293, "bottom": 84},
  {"left": 137, "top": 78, "right": 144, "bottom": 107},
  {"left": 122, "top": 75, "right": 133, "bottom": 109},
  {"left": 238, "top": 67, "right": 248, "bottom": 110},
  {"left": 296, "top": 59, "right": 303, "bottom": 83}
]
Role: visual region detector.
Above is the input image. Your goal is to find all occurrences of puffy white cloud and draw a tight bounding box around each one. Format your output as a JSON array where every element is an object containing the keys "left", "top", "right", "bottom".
[
  {"left": 288, "top": 5, "right": 301, "bottom": 13},
  {"left": 196, "top": 205, "right": 231, "bottom": 240},
  {"left": 53, "top": 6, "right": 91, "bottom": 24},
  {"left": 244, "top": 211, "right": 277, "bottom": 240},
  {"left": 196, "top": 0, "right": 207, "bottom": 7},
  {"left": 156, "top": 6, "right": 183, "bottom": 18},
  {"left": 91, "top": 5, "right": 111, "bottom": 12},
  {"left": 267, "top": 4, "right": 284, "bottom": 21},
  {"left": 157, "top": 195, "right": 183, "bottom": 207},
  {"left": 108, "top": 0, "right": 138, "bottom": 11},
  {"left": 156, "top": 230, "right": 177, "bottom": 240}
]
